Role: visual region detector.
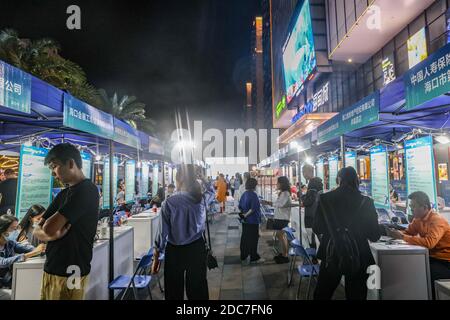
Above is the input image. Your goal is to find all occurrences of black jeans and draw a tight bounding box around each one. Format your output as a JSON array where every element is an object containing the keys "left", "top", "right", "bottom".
[
  {"left": 164, "top": 238, "right": 209, "bottom": 300},
  {"left": 240, "top": 223, "right": 260, "bottom": 261},
  {"left": 313, "top": 260, "right": 369, "bottom": 300},
  {"left": 429, "top": 257, "right": 450, "bottom": 300}
]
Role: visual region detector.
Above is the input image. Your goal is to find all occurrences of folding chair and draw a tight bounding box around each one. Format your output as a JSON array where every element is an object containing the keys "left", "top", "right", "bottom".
[
  {"left": 290, "top": 241, "right": 320, "bottom": 300},
  {"left": 288, "top": 238, "right": 317, "bottom": 288},
  {"left": 109, "top": 252, "right": 154, "bottom": 300}
]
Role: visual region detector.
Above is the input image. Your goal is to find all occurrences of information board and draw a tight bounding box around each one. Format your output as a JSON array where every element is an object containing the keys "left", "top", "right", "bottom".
[{"left": 370, "top": 145, "right": 390, "bottom": 209}]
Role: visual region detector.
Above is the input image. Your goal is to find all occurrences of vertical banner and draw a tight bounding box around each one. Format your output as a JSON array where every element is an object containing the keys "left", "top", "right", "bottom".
[
  {"left": 405, "top": 136, "right": 438, "bottom": 212},
  {"left": 102, "top": 157, "right": 118, "bottom": 209},
  {"left": 370, "top": 145, "right": 390, "bottom": 209},
  {"left": 328, "top": 156, "right": 339, "bottom": 190},
  {"left": 125, "top": 160, "right": 136, "bottom": 203},
  {"left": 15, "top": 146, "right": 52, "bottom": 219},
  {"left": 316, "top": 159, "right": 324, "bottom": 186},
  {"left": 0, "top": 61, "right": 32, "bottom": 114},
  {"left": 81, "top": 152, "right": 92, "bottom": 180},
  {"left": 152, "top": 164, "right": 159, "bottom": 196},
  {"left": 141, "top": 161, "right": 149, "bottom": 198},
  {"left": 345, "top": 151, "right": 357, "bottom": 171}
]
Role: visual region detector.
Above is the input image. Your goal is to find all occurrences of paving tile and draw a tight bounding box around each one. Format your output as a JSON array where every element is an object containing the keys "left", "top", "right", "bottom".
[{"left": 219, "top": 289, "right": 243, "bottom": 300}]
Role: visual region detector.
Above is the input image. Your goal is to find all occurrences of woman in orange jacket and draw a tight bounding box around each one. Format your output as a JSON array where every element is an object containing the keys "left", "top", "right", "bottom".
[{"left": 215, "top": 174, "right": 227, "bottom": 213}]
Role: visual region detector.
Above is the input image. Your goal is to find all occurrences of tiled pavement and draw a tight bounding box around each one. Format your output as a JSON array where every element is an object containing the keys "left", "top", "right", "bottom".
[{"left": 144, "top": 212, "right": 345, "bottom": 300}]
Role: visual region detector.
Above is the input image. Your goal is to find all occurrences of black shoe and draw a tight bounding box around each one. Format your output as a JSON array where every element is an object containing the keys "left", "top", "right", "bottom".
[
  {"left": 273, "top": 253, "right": 283, "bottom": 260},
  {"left": 275, "top": 256, "right": 289, "bottom": 264}
]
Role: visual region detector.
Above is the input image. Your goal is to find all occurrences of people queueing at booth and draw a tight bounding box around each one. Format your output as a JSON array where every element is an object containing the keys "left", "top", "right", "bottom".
[
  {"left": 0, "top": 169, "right": 18, "bottom": 216},
  {"left": 17, "top": 205, "right": 46, "bottom": 247},
  {"left": 154, "top": 164, "right": 209, "bottom": 300},
  {"left": 272, "top": 176, "right": 292, "bottom": 264},
  {"left": 313, "top": 167, "right": 381, "bottom": 300},
  {"left": 33, "top": 143, "right": 99, "bottom": 300},
  {"left": 301, "top": 177, "right": 324, "bottom": 250},
  {"left": 238, "top": 177, "right": 264, "bottom": 265},
  {"left": 386, "top": 191, "right": 450, "bottom": 299},
  {"left": 0, "top": 215, "right": 45, "bottom": 300}
]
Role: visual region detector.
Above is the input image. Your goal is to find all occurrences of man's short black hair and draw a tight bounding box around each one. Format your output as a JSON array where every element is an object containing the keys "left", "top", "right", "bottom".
[
  {"left": 245, "top": 178, "right": 258, "bottom": 191},
  {"left": 408, "top": 191, "right": 431, "bottom": 210},
  {"left": 168, "top": 184, "right": 175, "bottom": 189},
  {"left": 44, "top": 143, "right": 82, "bottom": 169}
]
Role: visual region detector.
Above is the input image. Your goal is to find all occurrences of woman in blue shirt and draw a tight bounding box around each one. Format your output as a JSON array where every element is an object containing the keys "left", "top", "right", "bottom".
[
  {"left": 238, "top": 178, "right": 264, "bottom": 264},
  {"left": 154, "top": 164, "right": 209, "bottom": 300}
]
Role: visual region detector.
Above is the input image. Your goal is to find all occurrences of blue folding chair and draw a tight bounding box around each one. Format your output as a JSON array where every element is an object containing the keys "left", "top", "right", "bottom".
[
  {"left": 290, "top": 241, "right": 320, "bottom": 300},
  {"left": 287, "top": 238, "right": 316, "bottom": 287},
  {"left": 109, "top": 252, "right": 154, "bottom": 300}
]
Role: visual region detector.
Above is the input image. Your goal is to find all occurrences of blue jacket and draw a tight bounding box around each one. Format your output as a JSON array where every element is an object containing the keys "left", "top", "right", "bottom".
[
  {"left": 238, "top": 190, "right": 261, "bottom": 225},
  {"left": 0, "top": 240, "right": 34, "bottom": 287}
]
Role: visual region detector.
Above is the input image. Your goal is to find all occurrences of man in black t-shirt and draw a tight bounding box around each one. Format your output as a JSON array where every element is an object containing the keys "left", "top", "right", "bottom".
[
  {"left": 33, "top": 143, "right": 99, "bottom": 300},
  {"left": 0, "top": 169, "right": 18, "bottom": 215}
]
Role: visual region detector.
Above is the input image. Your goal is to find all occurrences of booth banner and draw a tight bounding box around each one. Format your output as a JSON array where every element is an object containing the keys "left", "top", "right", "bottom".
[
  {"left": 316, "top": 159, "right": 324, "bottom": 188},
  {"left": 149, "top": 136, "right": 164, "bottom": 155},
  {"left": 15, "top": 146, "right": 52, "bottom": 219},
  {"left": 405, "top": 42, "right": 450, "bottom": 111},
  {"left": 405, "top": 136, "right": 438, "bottom": 212},
  {"left": 125, "top": 160, "right": 136, "bottom": 203},
  {"left": 318, "top": 91, "right": 380, "bottom": 145},
  {"left": 152, "top": 164, "right": 159, "bottom": 196},
  {"left": 81, "top": 152, "right": 92, "bottom": 179},
  {"left": 102, "top": 157, "right": 119, "bottom": 209},
  {"left": 113, "top": 118, "right": 141, "bottom": 149},
  {"left": 328, "top": 155, "right": 339, "bottom": 191},
  {"left": 141, "top": 161, "right": 149, "bottom": 198},
  {"left": 370, "top": 145, "right": 390, "bottom": 209},
  {"left": 0, "top": 61, "right": 31, "bottom": 114},
  {"left": 345, "top": 151, "right": 357, "bottom": 171},
  {"left": 63, "top": 93, "right": 114, "bottom": 139}
]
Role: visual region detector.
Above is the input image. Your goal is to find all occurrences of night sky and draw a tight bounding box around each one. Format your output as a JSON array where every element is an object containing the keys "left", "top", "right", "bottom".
[{"left": 0, "top": 0, "right": 261, "bottom": 139}]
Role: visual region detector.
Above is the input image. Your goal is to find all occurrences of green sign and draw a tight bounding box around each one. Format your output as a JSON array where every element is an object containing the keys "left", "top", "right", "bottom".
[
  {"left": 318, "top": 92, "right": 380, "bottom": 145},
  {"left": 114, "top": 118, "right": 140, "bottom": 149},
  {"left": 15, "top": 146, "right": 53, "bottom": 219},
  {"left": 0, "top": 61, "right": 31, "bottom": 114},
  {"left": 345, "top": 151, "right": 357, "bottom": 171},
  {"left": 275, "top": 96, "right": 287, "bottom": 119},
  {"left": 328, "top": 156, "right": 339, "bottom": 190},
  {"left": 125, "top": 160, "right": 136, "bottom": 204},
  {"left": 102, "top": 157, "right": 118, "bottom": 209},
  {"left": 405, "top": 42, "right": 450, "bottom": 111},
  {"left": 405, "top": 136, "right": 438, "bottom": 212},
  {"left": 141, "top": 161, "right": 149, "bottom": 198},
  {"left": 81, "top": 152, "right": 92, "bottom": 179},
  {"left": 370, "top": 145, "right": 390, "bottom": 209},
  {"left": 64, "top": 93, "right": 114, "bottom": 139}
]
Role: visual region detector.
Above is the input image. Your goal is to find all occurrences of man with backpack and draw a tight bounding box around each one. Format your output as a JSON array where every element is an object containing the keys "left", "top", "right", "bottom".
[{"left": 313, "top": 167, "right": 380, "bottom": 300}]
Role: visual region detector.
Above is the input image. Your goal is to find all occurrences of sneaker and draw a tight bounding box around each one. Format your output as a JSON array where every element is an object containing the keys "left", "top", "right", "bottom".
[
  {"left": 275, "top": 256, "right": 289, "bottom": 264},
  {"left": 250, "top": 258, "right": 266, "bottom": 265}
]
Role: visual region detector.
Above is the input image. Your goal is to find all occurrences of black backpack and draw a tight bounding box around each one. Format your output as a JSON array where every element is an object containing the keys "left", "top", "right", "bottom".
[{"left": 320, "top": 197, "right": 366, "bottom": 275}]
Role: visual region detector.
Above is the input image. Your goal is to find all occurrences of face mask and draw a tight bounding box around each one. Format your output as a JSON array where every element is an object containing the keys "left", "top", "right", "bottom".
[{"left": 4, "top": 229, "right": 19, "bottom": 242}]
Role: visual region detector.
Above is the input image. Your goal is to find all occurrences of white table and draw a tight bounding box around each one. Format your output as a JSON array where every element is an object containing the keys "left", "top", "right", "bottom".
[
  {"left": 435, "top": 280, "right": 450, "bottom": 300},
  {"left": 11, "top": 226, "right": 134, "bottom": 300},
  {"left": 369, "top": 241, "right": 432, "bottom": 300},
  {"left": 127, "top": 210, "right": 161, "bottom": 259}
]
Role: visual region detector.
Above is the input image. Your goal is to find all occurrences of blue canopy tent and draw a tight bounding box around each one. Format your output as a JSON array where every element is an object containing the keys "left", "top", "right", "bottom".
[{"left": 0, "top": 62, "right": 165, "bottom": 300}]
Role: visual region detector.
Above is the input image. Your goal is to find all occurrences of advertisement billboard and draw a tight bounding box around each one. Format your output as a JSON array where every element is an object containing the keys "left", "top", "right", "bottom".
[{"left": 407, "top": 28, "right": 428, "bottom": 69}]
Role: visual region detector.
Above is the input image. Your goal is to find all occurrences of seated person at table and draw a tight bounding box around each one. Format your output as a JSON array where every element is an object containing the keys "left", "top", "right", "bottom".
[
  {"left": 17, "top": 205, "right": 46, "bottom": 247},
  {"left": 0, "top": 215, "right": 45, "bottom": 297},
  {"left": 150, "top": 187, "right": 165, "bottom": 208},
  {"left": 387, "top": 191, "right": 450, "bottom": 299}
]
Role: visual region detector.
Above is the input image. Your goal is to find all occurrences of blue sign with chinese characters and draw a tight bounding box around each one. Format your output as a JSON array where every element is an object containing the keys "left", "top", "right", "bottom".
[
  {"left": 0, "top": 61, "right": 31, "bottom": 114},
  {"left": 113, "top": 118, "right": 140, "bottom": 149},
  {"left": 405, "top": 42, "right": 450, "bottom": 110},
  {"left": 63, "top": 93, "right": 114, "bottom": 139}
]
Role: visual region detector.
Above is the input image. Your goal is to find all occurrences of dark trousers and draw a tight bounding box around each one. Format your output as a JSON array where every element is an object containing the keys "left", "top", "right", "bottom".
[
  {"left": 313, "top": 261, "right": 369, "bottom": 300},
  {"left": 240, "top": 223, "right": 260, "bottom": 261},
  {"left": 430, "top": 257, "right": 450, "bottom": 300},
  {"left": 164, "top": 238, "right": 209, "bottom": 300},
  {"left": 231, "top": 188, "right": 235, "bottom": 197}
]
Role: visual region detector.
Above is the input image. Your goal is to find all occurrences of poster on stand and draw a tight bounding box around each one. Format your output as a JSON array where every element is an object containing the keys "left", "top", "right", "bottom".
[
  {"left": 316, "top": 160, "right": 324, "bottom": 187},
  {"left": 102, "top": 157, "right": 118, "bottom": 209},
  {"left": 152, "top": 164, "right": 159, "bottom": 196},
  {"left": 125, "top": 160, "right": 135, "bottom": 203},
  {"left": 328, "top": 156, "right": 339, "bottom": 191},
  {"left": 405, "top": 136, "right": 438, "bottom": 212},
  {"left": 345, "top": 151, "right": 357, "bottom": 171},
  {"left": 370, "top": 145, "right": 390, "bottom": 209},
  {"left": 81, "top": 152, "right": 92, "bottom": 180},
  {"left": 15, "top": 146, "right": 52, "bottom": 219},
  {"left": 141, "top": 161, "right": 149, "bottom": 198}
]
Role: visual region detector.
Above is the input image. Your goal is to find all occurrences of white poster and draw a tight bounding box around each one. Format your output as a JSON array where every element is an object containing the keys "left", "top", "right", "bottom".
[
  {"left": 329, "top": 156, "right": 339, "bottom": 190},
  {"left": 370, "top": 145, "right": 390, "bottom": 209}
]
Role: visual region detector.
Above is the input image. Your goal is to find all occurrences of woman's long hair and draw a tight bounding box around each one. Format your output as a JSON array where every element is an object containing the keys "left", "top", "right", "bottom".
[
  {"left": 277, "top": 176, "right": 291, "bottom": 193},
  {"left": 308, "top": 177, "right": 324, "bottom": 192},
  {"left": 18, "top": 204, "right": 45, "bottom": 240},
  {"left": 176, "top": 164, "right": 202, "bottom": 204}
]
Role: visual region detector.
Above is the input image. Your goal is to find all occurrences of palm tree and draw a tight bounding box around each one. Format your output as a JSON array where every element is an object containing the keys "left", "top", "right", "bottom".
[{"left": 98, "top": 89, "right": 156, "bottom": 135}]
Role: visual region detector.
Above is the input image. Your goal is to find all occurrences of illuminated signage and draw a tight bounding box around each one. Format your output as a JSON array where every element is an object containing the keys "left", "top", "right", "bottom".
[
  {"left": 312, "top": 82, "right": 329, "bottom": 111},
  {"left": 275, "top": 96, "right": 287, "bottom": 119},
  {"left": 408, "top": 28, "right": 428, "bottom": 69},
  {"left": 382, "top": 54, "right": 396, "bottom": 86}
]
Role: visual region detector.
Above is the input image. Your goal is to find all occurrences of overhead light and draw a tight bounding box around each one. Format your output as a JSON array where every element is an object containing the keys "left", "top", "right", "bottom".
[
  {"left": 436, "top": 135, "right": 450, "bottom": 145},
  {"left": 305, "top": 157, "right": 312, "bottom": 165},
  {"left": 396, "top": 144, "right": 403, "bottom": 149},
  {"left": 23, "top": 140, "right": 32, "bottom": 147},
  {"left": 95, "top": 155, "right": 102, "bottom": 161},
  {"left": 348, "top": 58, "right": 353, "bottom": 63}
]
